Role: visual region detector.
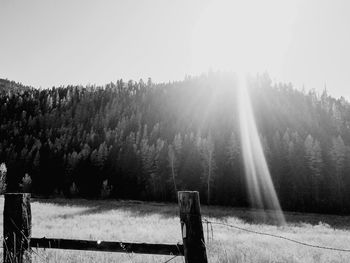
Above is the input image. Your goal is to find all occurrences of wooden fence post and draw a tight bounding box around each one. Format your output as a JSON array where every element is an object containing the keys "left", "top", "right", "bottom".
[
  {"left": 178, "top": 191, "right": 208, "bottom": 263},
  {"left": 3, "top": 193, "right": 32, "bottom": 263}
]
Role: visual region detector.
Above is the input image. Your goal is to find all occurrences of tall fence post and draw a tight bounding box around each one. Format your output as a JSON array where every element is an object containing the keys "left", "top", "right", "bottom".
[
  {"left": 3, "top": 193, "right": 32, "bottom": 263},
  {"left": 178, "top": 191, "right": 208, "bottom": 263}
]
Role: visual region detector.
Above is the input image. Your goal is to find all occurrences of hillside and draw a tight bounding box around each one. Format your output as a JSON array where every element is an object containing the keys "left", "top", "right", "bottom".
[{"left": 1, "top": 73, "right": 350, "bottom": 213}]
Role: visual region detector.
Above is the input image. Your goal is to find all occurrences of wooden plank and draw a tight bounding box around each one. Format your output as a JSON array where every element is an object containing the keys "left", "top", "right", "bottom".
[
  {"left": 178, "top": 191, "right": 208, "bottom": 263},
  {"left": 30, "top": 238, "right": 184, "bottom": 256},
  {"left": 3, "top": 193, "right": 32, "bottom": 263}
]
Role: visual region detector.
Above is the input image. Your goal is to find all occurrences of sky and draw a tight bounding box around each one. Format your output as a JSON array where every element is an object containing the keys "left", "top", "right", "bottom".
[{"left": 1, "top": 0, "right": 350, "bottom": 99}]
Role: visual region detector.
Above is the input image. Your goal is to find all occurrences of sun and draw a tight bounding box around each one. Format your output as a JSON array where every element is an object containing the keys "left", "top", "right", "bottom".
[{"left": 190, "top": 0, "right": 297, "bottom": 76}]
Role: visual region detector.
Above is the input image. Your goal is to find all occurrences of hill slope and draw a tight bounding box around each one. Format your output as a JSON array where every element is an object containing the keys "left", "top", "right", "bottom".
[{"left": 1, "top": 73, "right": 350, "bottom": 213}]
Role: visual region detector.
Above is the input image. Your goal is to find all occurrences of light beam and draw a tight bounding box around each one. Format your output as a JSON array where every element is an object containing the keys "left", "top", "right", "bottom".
[{"left": 238, "top": 73, "right": 285, "bottom": 225}]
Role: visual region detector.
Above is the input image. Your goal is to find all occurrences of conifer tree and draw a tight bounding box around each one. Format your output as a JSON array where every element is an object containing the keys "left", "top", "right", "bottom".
[
  {"left": 200, "top": 134, "right": 215, "bottom": 205},
  {"left": 330, "top": 135, "right": 346, "bottom": 205}
]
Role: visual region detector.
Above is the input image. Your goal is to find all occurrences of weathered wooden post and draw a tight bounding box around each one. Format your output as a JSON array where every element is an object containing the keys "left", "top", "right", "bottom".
[
  {"left": 3, "top": 193, "right": 32, "bottom": 263},
  {"left": 178, "top": 191, "right": 208, "bottom": 263}
]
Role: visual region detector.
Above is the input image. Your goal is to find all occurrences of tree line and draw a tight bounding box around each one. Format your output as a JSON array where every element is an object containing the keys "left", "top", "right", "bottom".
[{"left": 1, "top": 73, "right": 350, "bottom": 213}]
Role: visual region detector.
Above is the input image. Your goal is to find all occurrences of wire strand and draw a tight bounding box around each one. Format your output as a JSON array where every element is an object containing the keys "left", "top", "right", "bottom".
[
  {"left": 161, "top": 255, "right": 178, "bottom": 263},
  {"left": 204, "top": 219, "right": 350, "bottom": 252}
]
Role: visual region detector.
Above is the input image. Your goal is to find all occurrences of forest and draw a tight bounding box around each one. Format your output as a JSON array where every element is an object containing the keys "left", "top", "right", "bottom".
[{"left": 1, "top": 73, "right": 350, "bottom": 214}]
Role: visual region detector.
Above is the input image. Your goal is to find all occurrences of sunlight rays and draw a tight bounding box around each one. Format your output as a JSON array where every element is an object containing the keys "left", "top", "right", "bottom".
[{"left": 238, "top": 74, "right": 285, "bottom": 225}]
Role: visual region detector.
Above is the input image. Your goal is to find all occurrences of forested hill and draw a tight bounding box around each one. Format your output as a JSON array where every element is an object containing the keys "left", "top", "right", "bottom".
[
  {"left": 1, "top": 74, "right": 350, "bottom": 213},
  {"left": 0, "top": 78, "right": 33, "bottom": 93}
]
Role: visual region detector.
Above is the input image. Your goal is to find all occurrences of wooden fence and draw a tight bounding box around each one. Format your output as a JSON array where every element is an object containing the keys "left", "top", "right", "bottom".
[{"left": 3, "top": 191, "right": 208, "bottom": 263}]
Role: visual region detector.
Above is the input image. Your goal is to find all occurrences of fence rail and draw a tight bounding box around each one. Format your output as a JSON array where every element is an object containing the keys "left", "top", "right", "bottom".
[
  {"left": 30, "top": 237, "right": 184, "bottom": 255},
  {"left": 3, "top": 192, "right": 208, "bottom": 263}
]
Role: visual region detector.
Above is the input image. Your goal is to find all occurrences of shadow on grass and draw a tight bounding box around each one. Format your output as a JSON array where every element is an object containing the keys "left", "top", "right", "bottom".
[
  {"left": 33, "top": 198, "right": 180, "bottom": 219},
  {"left": 32, "top": 198, "right": 350, "bottom": 230}
]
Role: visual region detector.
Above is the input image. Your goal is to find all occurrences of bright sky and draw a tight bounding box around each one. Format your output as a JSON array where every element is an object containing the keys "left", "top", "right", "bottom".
[{"left": 1, "top": 0, "right": 350, "bottom": 99}]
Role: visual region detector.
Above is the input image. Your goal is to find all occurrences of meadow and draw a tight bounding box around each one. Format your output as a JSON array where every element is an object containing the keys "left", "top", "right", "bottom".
[{"left": 1, "top": 197, "right": 350, "bottom": 263}]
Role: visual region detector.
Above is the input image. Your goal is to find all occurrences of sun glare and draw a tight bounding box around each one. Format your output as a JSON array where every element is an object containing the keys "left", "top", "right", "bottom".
[
  {"left": 191, "top": 0, "right": 291, "bottom": 223},
  {"left": 190, "top": 0, "right": 297, "bottom": 76},
  {"left": 238, "top": 74, "right": 285, "bottom": 224}
]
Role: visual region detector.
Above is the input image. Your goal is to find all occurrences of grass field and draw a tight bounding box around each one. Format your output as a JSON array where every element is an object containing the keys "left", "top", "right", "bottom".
[{"left": 1, "top": 197, "right": 350, "bottom": 262}]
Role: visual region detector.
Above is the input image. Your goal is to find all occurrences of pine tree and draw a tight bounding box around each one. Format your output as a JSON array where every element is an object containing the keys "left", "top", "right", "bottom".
[
  {"left": 304, "top": 135, "right": 323, "bottom": 205},
  {"left": 330, "top": 135, "right": 346, "bottom": 205},
  {"left": 168, "top": 144, "right": 178, "bottom": 194},
  {"left": 200, "top": 134, "right": 215, "bottom": 205},
  {"left": 226, "top": 131, "right": 243, "bottom": 205},
  {"left": 0, "top": 163, "right": 7, "bottom": 194}
]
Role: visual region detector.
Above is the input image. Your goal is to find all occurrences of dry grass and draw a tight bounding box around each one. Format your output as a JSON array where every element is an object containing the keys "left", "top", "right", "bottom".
[{"left": 1, "top": 197, "right": 350, "bottom": 262}]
